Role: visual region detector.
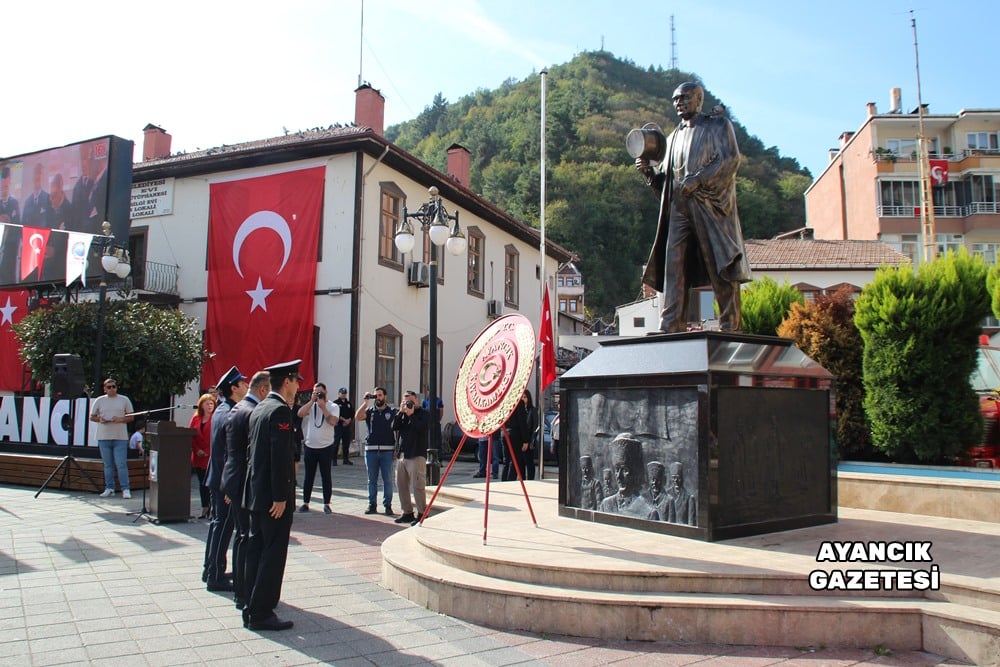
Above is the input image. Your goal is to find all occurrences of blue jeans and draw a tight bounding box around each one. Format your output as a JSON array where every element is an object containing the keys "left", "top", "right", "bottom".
[
  {"left": 365, "top": 449, "right": 394, "bottom": 508},
  {"left": 97, "top": 439, "right": 129, "bottom": 491},
  {"left": 477, "top": 434, "right": 502, "bottom": 476}
]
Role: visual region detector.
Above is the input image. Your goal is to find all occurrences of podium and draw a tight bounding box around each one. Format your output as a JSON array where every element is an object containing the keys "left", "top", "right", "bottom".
[{"left": 147, "top": 420, "right": 195, "bottom": 523}]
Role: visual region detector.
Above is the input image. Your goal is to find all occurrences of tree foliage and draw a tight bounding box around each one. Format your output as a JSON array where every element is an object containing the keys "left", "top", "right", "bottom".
[
  {"left": 854, "top": 251, "right": 990, "bottom": 462},
  {"left": 740, "top": 276, "right": 805, "bottom": 336},
  {"left": 777, "top": 286, "right": 871, "bottom": 459},
  {"left": 13, "top": 297, "right": 204, "bottom": 407},
  {"left": 386, "top": 51, "right": 811, "bottom": 318}
]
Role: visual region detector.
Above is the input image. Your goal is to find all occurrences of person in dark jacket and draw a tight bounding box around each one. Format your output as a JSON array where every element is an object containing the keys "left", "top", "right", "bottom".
[
  {"left": 242, "top": 360, "right": 301, "bottom": 632},
  {"left": 219, "top": 370, "right": 269, "bottom": 611},
  {"left": 503, "top": 391, "right": 532, "bottom": 481},
  {"left": 391, "top": 390, "right": 429, "bottom": 525},
  {"left": 203, "top": 365, "right": 248, "bottom": 591}
]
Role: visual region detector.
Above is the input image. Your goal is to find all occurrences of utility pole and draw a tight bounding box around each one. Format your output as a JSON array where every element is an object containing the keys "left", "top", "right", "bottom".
[{"left": 912, "top": 10, "right": 936, "bottom": 264}]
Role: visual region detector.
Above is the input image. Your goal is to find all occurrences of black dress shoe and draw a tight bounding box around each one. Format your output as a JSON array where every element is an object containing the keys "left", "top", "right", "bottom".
[
  {"left": 344, "top": 459, "right": 353, "bottom": 465},
  {"left": 235, "top": 597, "right": 246, "bottom": 610},
  {"left": 393, "top": 512, "right": 415, "bottom": 524},
  {"left": 242, "top": 608, "right": 250, "bottom": 628},
  {"left": 207, "top": 580, "right": 234, "bottom": 592},
  {"left": 248, "top": 616, "right": 294, "bottom": 631}
]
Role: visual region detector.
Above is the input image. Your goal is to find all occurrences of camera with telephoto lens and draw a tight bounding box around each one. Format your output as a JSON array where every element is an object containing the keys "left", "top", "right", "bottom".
[
  {"left": 404, "top": 400, "right": 415, "bottom": 409},
  {"left": 364, "top": 392, "right": 376, "bottom": 400}
]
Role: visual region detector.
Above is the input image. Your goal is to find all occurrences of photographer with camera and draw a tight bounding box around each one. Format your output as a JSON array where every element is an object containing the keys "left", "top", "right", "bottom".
[
  {"left": 391, "top": 390, "right": 429, "bottom": 526},
  {"left": 354, "top": 387, "right": 397, "bottom": 516},
  {"left": 296, "top": 382, "right": 339, "bottom": 514}
]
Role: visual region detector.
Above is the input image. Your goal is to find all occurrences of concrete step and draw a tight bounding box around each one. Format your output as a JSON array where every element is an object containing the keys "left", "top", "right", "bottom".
[{"left": 386, "top": 481, "right": 1000, "bottom": 665}]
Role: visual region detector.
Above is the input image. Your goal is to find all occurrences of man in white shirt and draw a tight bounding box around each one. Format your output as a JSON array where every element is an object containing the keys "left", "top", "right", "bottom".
[
  {"left": 296, "top": 382, "right": 339, "bottom": 513},
  {"left": 89, "top": 378, "right": 134, "bottom": 498}
]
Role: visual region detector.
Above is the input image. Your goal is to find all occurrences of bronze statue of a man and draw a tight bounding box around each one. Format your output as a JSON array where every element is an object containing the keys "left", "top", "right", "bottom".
[{"left": 635, "top": 81, "right": 751, "bottom": 333}]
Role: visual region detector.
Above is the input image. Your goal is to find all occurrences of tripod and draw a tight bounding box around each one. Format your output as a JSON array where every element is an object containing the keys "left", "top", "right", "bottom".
[
  {"left": 128, "top": 443, "right": 152, "bottom": 522},
  {"left": 35, "top": 397, "right": 101, "bottom": 498}
]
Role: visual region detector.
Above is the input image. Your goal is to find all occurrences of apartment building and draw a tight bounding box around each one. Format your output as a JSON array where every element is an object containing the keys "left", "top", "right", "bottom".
[{"left": 806, "top": 90, "right": 1000, "bottom": 265}]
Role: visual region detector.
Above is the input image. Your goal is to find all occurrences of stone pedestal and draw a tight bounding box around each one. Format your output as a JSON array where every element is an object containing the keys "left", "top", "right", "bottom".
[{"left": 558, "top": 331, "right": 836, "bottom": 541}]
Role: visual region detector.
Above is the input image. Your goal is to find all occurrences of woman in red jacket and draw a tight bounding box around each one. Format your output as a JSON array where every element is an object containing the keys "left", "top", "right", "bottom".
[{"left": 189, "top": 393, "right": 215, "bottom": 518}]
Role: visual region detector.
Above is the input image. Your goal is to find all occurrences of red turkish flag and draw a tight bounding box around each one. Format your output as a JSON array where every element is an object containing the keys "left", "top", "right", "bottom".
[
  {"left": 21, "top": 226, "right": 50, "bottom": 280},
  {"left": 929, "top": 159, "right": 948, "bottom": 186},
  {"left": 0, "top": 288, "right": 30, "bottom": 391},
  {"left": 540, "top": 284, "right": 556, "bottom": 392},
  {"left": 204, "top": 167, "right": 324, "bottom": 387}
]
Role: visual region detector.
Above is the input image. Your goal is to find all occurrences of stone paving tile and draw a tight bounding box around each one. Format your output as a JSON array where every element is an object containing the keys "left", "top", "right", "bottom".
[{"left": 1, "top": 458, "right": 975, "bottom": 667}]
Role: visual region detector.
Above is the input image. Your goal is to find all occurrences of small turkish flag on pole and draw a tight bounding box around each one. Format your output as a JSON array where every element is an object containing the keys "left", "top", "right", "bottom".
[{"left": 540, "top": 284, "right": 556, "bottom": 392}]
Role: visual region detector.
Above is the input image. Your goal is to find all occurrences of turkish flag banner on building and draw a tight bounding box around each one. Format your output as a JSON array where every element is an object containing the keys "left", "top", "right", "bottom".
[
  {"left": 929, "top": 159, "right": 948, "bottom": 187},
  {"left": 0, "top": 289, "right": 30, "bottom": 391},
  {"left": 540, "top": 284, "right": 556, "bottom": 392},
  {"left": 204, "top": 167, "right": 324, "bottom": 388},
  {"left": 21, "top": 226, "right": 50, "bottom": 280}
]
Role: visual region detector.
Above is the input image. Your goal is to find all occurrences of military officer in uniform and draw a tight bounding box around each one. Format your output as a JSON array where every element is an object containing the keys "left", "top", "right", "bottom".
[
  {"left": 203, "top": 365, "right": 248, "bottom": 590},
  {"left": 242, "top": 360, "right": 301, "bottom": 631},
  {"left": 220, "top": 370, "right": 270, "bottom": 611}
]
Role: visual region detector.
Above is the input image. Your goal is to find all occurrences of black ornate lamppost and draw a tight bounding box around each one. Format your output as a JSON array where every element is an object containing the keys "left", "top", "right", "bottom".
[
  {"left": 394, "top": 186, "right": 466, "bottom": 485},
  {"left": 93, "top": 220, "right": 131, "bottom": 395}
]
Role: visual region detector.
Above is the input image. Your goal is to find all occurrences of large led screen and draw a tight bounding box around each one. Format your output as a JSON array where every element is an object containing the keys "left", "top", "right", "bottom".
[{"left": 0, "top": 136, "right": 133, "bottom": 288}]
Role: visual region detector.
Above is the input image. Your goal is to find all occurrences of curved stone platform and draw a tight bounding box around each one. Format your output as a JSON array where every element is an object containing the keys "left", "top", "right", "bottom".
[{"left": 382, "top": 479, "right": 999, "bottom": 666}]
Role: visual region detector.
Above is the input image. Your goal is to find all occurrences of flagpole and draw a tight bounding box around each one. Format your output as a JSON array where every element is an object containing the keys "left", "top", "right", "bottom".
[{"left": 537, "top": 69, "right": 547, "bottom": 479}]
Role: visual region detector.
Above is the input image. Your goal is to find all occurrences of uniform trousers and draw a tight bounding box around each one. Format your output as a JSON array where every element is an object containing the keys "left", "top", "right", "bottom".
[
  {"left": 202, "top": 489, "right": 233, "bottom": 583},
  {"left": 245, "top": 507, "right": 293, "bottom": 623},
  {"left": 231, "top": 505, "right": 251, "bottom": 606}
]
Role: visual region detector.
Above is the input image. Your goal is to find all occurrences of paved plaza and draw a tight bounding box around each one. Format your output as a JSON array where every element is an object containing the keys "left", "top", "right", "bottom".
[{"left": 0, "top": 455, "right": 968, "bottom": 666}]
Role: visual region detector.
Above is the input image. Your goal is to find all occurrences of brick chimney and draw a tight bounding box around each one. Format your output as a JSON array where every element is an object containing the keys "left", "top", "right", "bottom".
[
  {"left": 447, "top": 144, "right": 471, "bottom": 188},
  {"left": 142, "top": 123, "right": 172, "bottom": 161},
  {"left": 355, "top": 84, "right": 385, "bottom": 136}
]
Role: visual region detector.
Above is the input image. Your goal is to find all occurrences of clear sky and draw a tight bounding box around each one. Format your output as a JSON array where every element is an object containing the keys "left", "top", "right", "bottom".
[{"left": 1, "top": 0, "right": 997, "bottom": 181}]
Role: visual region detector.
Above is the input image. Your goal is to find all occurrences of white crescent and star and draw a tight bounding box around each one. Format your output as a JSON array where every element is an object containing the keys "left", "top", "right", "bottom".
[
  {"left": 29, "top": 233, "right": 44, "bottom": 255},
  {"left": 231, "top": 210, "right": 293, "bottom": 313},
  {"left": 0, "top": 296, "right": 16, "bottom": 327},
  {"left": 931, "top": 165, "right": 945, "bottom": 184}
]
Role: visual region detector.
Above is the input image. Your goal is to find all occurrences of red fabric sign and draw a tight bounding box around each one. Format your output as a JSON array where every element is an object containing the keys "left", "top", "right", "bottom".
[
  {"left": 20, "top": 226, "right": 50, "bottom": 280},
  {"left": 204, "top": 167, "right": 324, "bottom": 388},
  {"left": 540, "top": 284, "right": 556, "bottom": 392},
  {"left": 929, "top": 159, "right": 948, "bottom": 186},
  {"left": 0, "top": 289, "right": 30, "bottom": 391}
]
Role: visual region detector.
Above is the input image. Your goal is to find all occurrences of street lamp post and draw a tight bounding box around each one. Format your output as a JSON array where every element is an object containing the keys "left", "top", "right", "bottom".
[
  {"left": 394, "top": 186, "right": 466, "bottom": 486},
  {"left": 93, "top": 221, "right": 131, "bottom": 395}
]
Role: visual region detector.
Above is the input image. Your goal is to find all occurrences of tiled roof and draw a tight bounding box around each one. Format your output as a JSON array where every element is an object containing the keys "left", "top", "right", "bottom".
[
  {"left": 138, "top": 124, "right": 369, "bottom": 166},
  {"left": 746, "top": 239, "right": 910, "bottom": 269}
]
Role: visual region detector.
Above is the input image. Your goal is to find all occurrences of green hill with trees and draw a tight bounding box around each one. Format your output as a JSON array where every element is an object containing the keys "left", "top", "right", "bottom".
[{"left": 386, "top": 50, "right": 812, "bottom": 319}]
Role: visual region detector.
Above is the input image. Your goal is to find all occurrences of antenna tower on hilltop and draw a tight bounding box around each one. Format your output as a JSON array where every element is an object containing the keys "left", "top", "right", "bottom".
[{"left": 670, "top": 15, "right": 678, "bottom": 69}]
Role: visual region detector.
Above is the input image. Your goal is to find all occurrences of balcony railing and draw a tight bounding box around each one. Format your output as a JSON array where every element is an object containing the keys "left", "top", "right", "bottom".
[
  {"left": 877, "top": 203, "right": 997, "bottom": 218},
  {"left": 131, "top": 260, "right": 179, "bottom": 296},
  {"left": 873, "top": 148, "right": 1000, "bottom": 162}
]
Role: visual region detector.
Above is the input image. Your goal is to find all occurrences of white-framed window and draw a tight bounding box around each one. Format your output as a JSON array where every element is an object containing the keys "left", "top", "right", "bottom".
[
  {"left": 967, "top": 132, "right": 1000, "bottom": 151},
  {"left": 936, "top": 233, "right": 964, "bottom": 256},
  {"left": 972, "top": 242, "right": 1000, "bottom": 265}
]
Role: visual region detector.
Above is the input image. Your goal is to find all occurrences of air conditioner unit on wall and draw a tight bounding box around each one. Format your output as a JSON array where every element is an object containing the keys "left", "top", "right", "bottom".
[
  {"left": 487, "top": 299, "right": 502, "bottom": 318},
  {"left": 407, "top": 261, "right": 430, "bottom": 287}
]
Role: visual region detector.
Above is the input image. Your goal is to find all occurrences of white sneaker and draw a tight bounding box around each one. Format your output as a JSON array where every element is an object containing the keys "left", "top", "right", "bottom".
[
  {"left": 99, "top": 489, "right": 114, "bottom": 498},
  {"left": 122, "top": 489, "right": 132, "bottom": 499}
]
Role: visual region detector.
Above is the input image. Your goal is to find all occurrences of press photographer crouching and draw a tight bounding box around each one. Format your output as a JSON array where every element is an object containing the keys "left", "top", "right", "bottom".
[{"left": 392, "top": 390, "right": 428, "bottom": 526}]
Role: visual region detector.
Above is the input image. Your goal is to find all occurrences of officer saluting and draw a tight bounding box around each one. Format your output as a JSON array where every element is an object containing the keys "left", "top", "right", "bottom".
[{"left": 243, "top": 360, "right": 302, "bottom": 631}]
